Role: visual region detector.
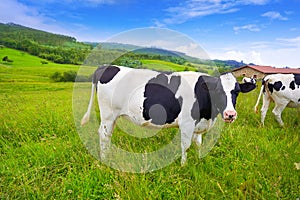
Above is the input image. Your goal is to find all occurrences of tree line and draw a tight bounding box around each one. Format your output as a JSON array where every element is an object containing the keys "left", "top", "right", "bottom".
[
  {"left": 84, "top": 49, "right": 187, "bottom": 67},
  {"left": 0, "top": 23, "right": 92, "bottom": 64}
]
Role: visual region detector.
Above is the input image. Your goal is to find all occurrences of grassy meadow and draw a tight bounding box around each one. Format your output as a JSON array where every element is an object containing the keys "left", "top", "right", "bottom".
[
  {"left": 0, "top": 47, "right": 299, "bottom": 199},
  {"left": 140, "top": 60, "right": 197, "bottom": 72}
]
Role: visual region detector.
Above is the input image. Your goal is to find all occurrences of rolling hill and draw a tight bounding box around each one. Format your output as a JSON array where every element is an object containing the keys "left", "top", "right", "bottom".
[
  {"left": 0, "top": 23, "right": 92, "bottom": 65},
  {"left": 98, "top": 42, "right": 247, "bottom": 69}
]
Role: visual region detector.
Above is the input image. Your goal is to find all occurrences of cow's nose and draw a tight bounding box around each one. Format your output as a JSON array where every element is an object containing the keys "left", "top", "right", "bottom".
[{"left": 224, "top": 110, "right": 237, "bottom": 122}]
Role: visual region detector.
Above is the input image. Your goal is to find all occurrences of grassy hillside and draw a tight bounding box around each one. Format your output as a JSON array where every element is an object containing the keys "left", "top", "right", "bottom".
[
  {"left": 0, "top": 23, "right": 89, "bottom": 49},
  {"left": 141, "top": 59, "right": 196, "bottom": 72},
  {"left": 0, "top": 47, "right": 81, "bottom": 82},
  {"left": 0, "top": 23, "right": 91, "bottom": 65},
  {"left": 0, "top": 49, "right": 299, "bottom": 199}
]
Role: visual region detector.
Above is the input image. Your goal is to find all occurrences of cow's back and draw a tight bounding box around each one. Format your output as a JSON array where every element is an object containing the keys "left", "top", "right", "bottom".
[
  {"left": 96, "top": 66, "right": 201, "bottom": 127},
  {"left": 264, "top": 74, "right": 300, "bottom": 107}
]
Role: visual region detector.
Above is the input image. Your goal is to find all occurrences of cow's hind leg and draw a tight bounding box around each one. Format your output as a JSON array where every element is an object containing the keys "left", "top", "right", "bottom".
[
  {"left": 272, "top": 102, "right": 288, "bottom": 126},
  {"left": 99, "top": 119, "right": 115, "bottom": 160},
  {"left": 193, "top": 133, "right": 202, "bottom": 147}
]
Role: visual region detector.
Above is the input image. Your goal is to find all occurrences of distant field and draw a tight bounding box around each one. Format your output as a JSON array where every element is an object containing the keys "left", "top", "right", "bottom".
[
  {"left": 0, "top": 48, "right": 79, "bottom": 82},
  {"left": 0, "top": 47, "right": 299, "bottom": 199},
  {"left": 141, "top": 59, "right": 197, "bottom": 72}
]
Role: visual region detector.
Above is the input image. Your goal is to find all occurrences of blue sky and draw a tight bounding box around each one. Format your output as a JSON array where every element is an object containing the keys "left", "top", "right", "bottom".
[{"left": 1, "top": 0, "right": 300, "bottom": 68}]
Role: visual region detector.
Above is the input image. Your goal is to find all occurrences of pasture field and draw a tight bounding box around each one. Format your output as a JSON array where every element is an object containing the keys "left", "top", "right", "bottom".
[
  {"left": 0, "top": 48, "right": 299, "bottom": 199},
  {"left": 140, "top": 60, "right": 196, "bottom": 72},
  {"left": 0, "top": 48, "right": 79, "bottom": 82}
]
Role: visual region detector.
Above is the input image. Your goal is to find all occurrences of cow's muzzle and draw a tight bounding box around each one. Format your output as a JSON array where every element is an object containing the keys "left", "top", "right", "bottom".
[{"left": 223, "top": 110, "right": 237, "bottom": 123}]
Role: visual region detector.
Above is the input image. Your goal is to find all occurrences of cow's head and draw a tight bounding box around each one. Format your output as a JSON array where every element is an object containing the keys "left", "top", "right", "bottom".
[{"left": 202, "top": 73, "right": 256, "bottom": 123}]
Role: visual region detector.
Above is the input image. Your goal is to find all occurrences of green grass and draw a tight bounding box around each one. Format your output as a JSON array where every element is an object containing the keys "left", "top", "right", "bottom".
[
  {"left": 0, "top": 47, "right": 79, "bottom": 82},
  {"left": 0, "top": 48, "right": 299, "bottom": 199},
  {"left": 141, "top": 59, "right": 197, "bottom": 72}
]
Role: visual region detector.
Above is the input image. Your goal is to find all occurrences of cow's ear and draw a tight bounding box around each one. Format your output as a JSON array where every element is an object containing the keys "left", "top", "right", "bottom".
[{"left": 239, "top": 82, "right": 256, "bottom": 93}]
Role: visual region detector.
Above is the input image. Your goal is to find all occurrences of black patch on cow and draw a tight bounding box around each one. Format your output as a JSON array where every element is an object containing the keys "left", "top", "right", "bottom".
[
  {"left": 281, "top": 86, "right": 285, "bottom": 90},
  {"left": 298, "top": 98, "right": 300, "bottom": 102},
  {"left": 191, "top": 76, "right": 227, "bottom": 124},
  {"left": 262, "top": 78, "right": 267, "bottom": 93},
  {"left": 93, "top": 65, "right": 120, "bottom": 84},
  {"left": 143, "top": 73, "right": 182, "bottom": 125},
  {"left": 290, "top": 81, "right": 295, "bottom": 90},
  {"left": 294, "top": 74, "right": 300, "bottom": 89},
  {"left": 231, "top": 82, "right": 241, "bottom": 108},
  {"left": 273, "top": 81, "right": 283, "bottom": 92},
  {"left": 239, "top": 82, "right": 256, "bottom": 93},
  {"left": 267, "top": 81, "right": 282, "bottom": 94},
  {"left": 267, "top": 83, "right": 274, "bottom": 93}
]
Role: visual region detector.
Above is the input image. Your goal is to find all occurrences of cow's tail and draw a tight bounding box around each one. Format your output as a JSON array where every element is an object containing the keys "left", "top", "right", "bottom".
[
  {"left": 254, "top": 80, "right": 265, "bottom": 113},
  {"left": 81, "top": 83, "right": 96, "bottom": 126}
]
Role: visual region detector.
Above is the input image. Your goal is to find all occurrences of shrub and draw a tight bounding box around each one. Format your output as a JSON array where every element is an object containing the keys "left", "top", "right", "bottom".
[
  {"left": 41, "top": 61, "right": 48, "bottom": 64},
  {"left": 50, "top": 71, "right": 63, "bottom": 82},
  {"left": 50, "top": 71, "right": 77, "bottom": 82},
  {"left": 62, "top": 71, "right": 77, "bottom": 82},
  {"left": 2, "top": 56, "right": 13, "bottom": 63}
]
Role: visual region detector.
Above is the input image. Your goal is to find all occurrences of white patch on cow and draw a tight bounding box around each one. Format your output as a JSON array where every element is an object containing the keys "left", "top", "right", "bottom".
[
  {"left": 220, "top": 73, "right": 238, "bottom": 117},
  {"left": 242, "top": 77, "right": 256, "bottom": 85}
]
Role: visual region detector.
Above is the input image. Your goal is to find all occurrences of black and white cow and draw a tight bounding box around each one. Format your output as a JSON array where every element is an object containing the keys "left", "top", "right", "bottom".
[
  {"left": 254, "top": 73, "right": 300, "bottom": 126},
  {"left": 81, "top": 65, "right": 256, "bottom": 164},
  {"left": 242, "top": 76, "right": 256, "bottom": 85}
]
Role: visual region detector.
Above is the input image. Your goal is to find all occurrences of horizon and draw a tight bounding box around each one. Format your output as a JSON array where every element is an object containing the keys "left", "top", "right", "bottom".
[{"left": 1, "top": 0, "right": 300, "bottom": 68}]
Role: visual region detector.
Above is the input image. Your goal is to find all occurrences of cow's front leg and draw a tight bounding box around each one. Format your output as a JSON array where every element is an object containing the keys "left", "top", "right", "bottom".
[{"left": 99, "top": 120, "right": 115, "bottom": 160}]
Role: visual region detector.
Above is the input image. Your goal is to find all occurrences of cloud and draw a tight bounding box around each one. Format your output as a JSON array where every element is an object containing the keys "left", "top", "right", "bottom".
[
  {"left": 209, "top": 36, "right": 300, "bottom": 68},
  {"left": 163, "top": 0, "right": 270, "bottom": 25},
  {"left": 0, "top": 0, "right": 94, "bottom": 39},
  {"left": 261, "top": 11, "right": 288, "bottom": 20},
  {"left": 0, "top": 0, "right": 57, "bottom": 29},
  {"left": 276, "top": 36, "right": 300, "bottom": 48},
  {"left": 233, "top": 24, "right": 261, "bottom": 33},
  {"left": 70, "top": 0, "right": 116, "bottom": 7},
  {"left": 20, "top": 0, "right": 115, "bottom": 6},
  {"left": 242, "top": 0, "right": 269, "bottom": 5},
  {"left": 211, "top": 50, "right": 263, "bottom": 65}
]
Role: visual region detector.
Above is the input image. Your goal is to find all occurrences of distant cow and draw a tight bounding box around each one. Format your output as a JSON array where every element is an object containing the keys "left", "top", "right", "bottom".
[
  {"left": 242, "top": 76, "right": 256, "bottom": 85},
  {"left": 254, "top": 74, "right": 300, "bottom": 126},
  {"left": 81, "top": 65, "right": 256, "bottom": 164}
]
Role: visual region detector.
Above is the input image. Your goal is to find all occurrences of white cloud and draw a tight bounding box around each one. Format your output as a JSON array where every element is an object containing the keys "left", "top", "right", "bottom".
[
  {"left": 19, "top": 0, "right": 115, "bottom": 6},
  {"left": 211, "top": 50, "right": 263, "bottom": 65},
  {"left": 261, "top": 11, "right": 288, "bottom": 20},
  {"left": 71, "top": 0, "right": 116, "bottom": 7},
  {"left": 0, "top": 0, "right": 72, "bottom": 35},
  {"left": 0, "top": 0, "right": 42, "bottom": 25},
  {"left": 0, "top": 0, "right": 104, "bottom": 40},
  {"left": 163, "top": 0, "right": 270, "bottom": 25},
  {"left": 152, "top": 19, "right": 165, "bottom": 28},
  {"left": 242, "top": 0, "right": 269, "bottom": 5},
  {"left": 276, "top": 36, "right": 300, "bottom": 48},
  {"left": 209, "top": 36, "right": 300, "bottom": 68},
  {"left": 233, "top": 24, "right": 261, "bottom": 33}
]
